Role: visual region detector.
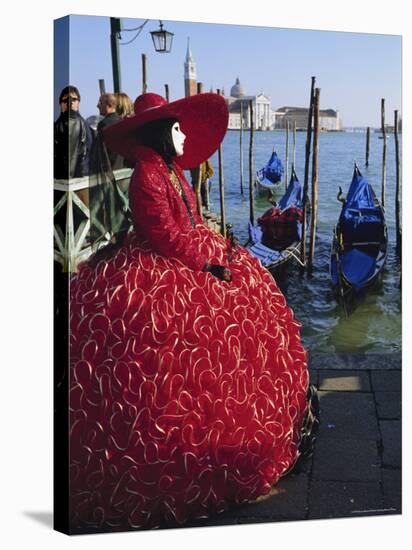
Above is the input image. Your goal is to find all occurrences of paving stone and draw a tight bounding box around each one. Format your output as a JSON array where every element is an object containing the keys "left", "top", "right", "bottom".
[
  {"left": 310, "top": 353, "right": 401, "bottom": 371},
  {"left": 319, "top": 370, "right": 370, "bottom": 391},
  {"left": 375, "top": 391, "right": 401, "bottom": 419},
  {"left": 381, "top": 468, "right": 402, "bottom": 513},
  {"left": 371, "top": 371, "right": 402, "bottom": 392},
  {"left": 308, "top": 480, "right": 384, "bottom": 519},
  {"left": 221, "top": 473, "right": 309, "bottom": 521},
  {"left": 380, "top": 420, "right": 402, "bottom": 468},
  {"left": 317, "top": 391, "right": 378, "bottom": 440},
  {"left": 312, "top": 437, "right": 380, "bottom": 481}
]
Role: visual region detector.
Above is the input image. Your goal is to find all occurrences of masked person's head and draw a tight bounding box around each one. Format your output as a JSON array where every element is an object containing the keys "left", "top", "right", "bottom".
[{"left": 139, "top": 118, "right": 186, "bottom": 167}]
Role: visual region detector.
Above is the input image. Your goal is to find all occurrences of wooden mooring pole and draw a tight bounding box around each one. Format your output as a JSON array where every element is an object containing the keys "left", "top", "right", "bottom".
[
  {"left": 293, "top": 121, "right": 296, "bottom": 169},
  {"left": 194, "top": 82, "right": 205, "bottom": 220},
  {"left": 285, "top": 121, "right": 289, "bottom": 190},
  {"left": 365, "top": 126, "right": 370, "bottom": 166},
  {"left": 240, "top": 101, "right": 244, "bottom": 195},
  {"left": 300, "top": 76, "right": 316, "bottom": 267},
  {"left": 249, "top": 99, "right": 255, "bottom": 226},
  {"left": 308, "top": 88, "right": 320, "bottom": 272},
  {"left": 394, "top": 109, "right": 401, "bottom": 255},
  {"left": 142, "top": 53, "right": 148, "bottom": 94},
  {"left": 164, "top": 84, "right": 169, "bottom": 101},
  {"left": 217, "top": 89, "right": 226, "bottom": 237},
  {"left": 381, "top": 98, "right": 387, "bottom": 208},
  {"left": 98, "top": 79, "right": 106, "bottom": 95}
]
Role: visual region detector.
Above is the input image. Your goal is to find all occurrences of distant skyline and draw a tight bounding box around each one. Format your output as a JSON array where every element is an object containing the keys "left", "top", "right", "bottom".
[{"left": 55, "top": 15, "right": 402, "bottom": 127}]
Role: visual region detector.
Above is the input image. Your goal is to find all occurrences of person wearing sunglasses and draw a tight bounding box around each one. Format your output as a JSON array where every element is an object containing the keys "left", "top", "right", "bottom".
[{"left": 54, "top": 85, "right": 91, "bottom": 180}]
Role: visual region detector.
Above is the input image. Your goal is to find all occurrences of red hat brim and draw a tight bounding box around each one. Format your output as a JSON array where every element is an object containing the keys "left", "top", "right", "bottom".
[{"left": 103, "top": 93, "right": 228, "bottom": 170}]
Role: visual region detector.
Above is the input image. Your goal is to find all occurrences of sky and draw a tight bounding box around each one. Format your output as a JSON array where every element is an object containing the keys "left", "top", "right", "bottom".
[{"left": 55, "top": 14, "right": 402, "bottom": 128}]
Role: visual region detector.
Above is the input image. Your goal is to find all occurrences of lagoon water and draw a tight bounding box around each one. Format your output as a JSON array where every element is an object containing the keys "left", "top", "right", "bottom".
[{"left": 206, "top": 129, "right": 401, "bottom": 354}]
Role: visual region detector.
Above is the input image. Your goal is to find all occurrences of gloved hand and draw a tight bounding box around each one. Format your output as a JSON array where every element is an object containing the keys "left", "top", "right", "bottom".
[{"left": 203, "top": 263, "right": 232, "bottom": 282}]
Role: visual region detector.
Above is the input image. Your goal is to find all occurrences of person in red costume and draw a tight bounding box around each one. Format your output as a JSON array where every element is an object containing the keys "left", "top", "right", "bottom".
[{"left": 69, "top": 92, "right": 316, "bottom": 532}]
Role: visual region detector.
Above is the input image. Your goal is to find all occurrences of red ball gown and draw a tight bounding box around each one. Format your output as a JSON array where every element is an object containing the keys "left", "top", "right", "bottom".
[{"left": 69, "top": 146, "right": 309, "bottom": 531}]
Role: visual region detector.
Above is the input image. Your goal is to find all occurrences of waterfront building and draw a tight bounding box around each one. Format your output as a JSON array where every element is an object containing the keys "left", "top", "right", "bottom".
[
  {"left": 226, "top": 77, "right": 275, "bottom": 130},
  {"left": 275, "top": 106, "right": 343, "bottom": 130}
]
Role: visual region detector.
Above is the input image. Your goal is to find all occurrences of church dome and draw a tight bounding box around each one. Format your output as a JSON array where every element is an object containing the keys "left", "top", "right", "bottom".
[{"left": 230, "top": 77, "right": 245, "bottom": 98}]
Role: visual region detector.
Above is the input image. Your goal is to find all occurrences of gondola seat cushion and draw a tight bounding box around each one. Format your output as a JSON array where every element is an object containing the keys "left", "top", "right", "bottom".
[{"left": 341, "top": 248, "right": 377, "bottom": 287}]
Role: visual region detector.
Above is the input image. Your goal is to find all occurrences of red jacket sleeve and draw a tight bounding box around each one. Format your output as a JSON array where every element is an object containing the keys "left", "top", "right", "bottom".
[{"left": 129, "top": 161, "right": 208, "bottom": 271}]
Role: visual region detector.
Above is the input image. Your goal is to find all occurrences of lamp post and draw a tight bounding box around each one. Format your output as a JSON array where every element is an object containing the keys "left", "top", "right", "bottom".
[
  {"left": 110, "top": 17, "right": 122, "bottom": 93},
  {"left": 109, "top": 18, "right": 174, "bottom": 93}
]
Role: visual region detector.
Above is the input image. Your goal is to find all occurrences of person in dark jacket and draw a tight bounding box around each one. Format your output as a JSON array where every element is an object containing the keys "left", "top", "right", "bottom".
[
  {"left": 54, "top": 85, "right": 91, "bottom": 179},
  {"left": 89, "top": 93, "right": 124, "bottom": 173}
]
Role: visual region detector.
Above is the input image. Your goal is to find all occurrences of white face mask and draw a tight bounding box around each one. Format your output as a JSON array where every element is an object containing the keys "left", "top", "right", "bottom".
[{"left": 171, "top": 122, "right": 186, "bottom": 157}]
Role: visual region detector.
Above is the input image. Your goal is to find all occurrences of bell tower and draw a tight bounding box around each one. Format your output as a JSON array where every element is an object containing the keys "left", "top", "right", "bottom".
[{"left": 184, "top": 38, "right": 197, "bottom": 97}]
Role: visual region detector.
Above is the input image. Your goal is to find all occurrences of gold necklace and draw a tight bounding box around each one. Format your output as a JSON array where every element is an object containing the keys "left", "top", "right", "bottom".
[{"left": 169, "top": 170, "right": 183, "bottom": 196}]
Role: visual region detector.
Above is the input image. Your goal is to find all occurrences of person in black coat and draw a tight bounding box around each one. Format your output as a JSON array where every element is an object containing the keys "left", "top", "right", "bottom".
[{"left": 54, "top": 85, "right": 91, "bottom": 179}]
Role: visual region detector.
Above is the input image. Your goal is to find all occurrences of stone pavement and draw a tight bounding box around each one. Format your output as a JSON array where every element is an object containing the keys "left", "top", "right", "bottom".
[{"left": 186, "top": 352, "right": 402, "bottom": 529}]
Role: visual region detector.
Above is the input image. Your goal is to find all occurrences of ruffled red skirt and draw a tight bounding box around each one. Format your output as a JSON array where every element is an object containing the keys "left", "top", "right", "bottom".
[{"left": 69, "top": 225, "right": 308, "bottom": 530}]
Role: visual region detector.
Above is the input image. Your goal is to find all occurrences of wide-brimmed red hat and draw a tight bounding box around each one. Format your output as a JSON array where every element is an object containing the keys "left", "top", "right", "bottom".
[{"left": 103, "top": 92, "right": 228, "bottom": 169}]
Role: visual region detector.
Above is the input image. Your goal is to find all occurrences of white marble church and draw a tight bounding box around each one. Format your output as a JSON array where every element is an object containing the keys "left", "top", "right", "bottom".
[{"left": 226, "top": 78, "right": 275, "bottom": 130}]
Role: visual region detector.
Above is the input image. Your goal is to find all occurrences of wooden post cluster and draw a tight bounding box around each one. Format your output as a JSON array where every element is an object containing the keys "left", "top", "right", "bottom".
[
  {"left": 308, "top": 88, "right": 321, "bottom": 271},
  {"left": 142, "top": 53, "right": 148, "bottom": 94},
  {"left": 394, "top": 110, "right": 401, "bottom": 255},
  {"left": 240, "top": 101, "right": 244, "bottom": 195},
  {"left": 164, "top": 84, "right": 169, "bottom": 101},
  {"left": 249, "top": 100, "right": 255, "bottom": 226},
  {"left": 381, "top": 98, "right": 387, "bottom": 207},
  {"left": 365, "top": 126, "right": 370, "bottom": 166},
  {"left": 197, "top": 82, "right": 203, "bottom": 94},
  {"left": 300, "top": 76, "right": 316, "bottom": 267}
]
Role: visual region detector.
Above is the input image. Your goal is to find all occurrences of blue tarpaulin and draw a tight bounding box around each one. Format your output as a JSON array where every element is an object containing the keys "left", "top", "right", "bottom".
[
  {"left": 341, "top": 171, "right": 384, "bottom": 244},
  {"left": 257, "top": 151, "right": 283, "bottom": 185},
  {"left": 278, "top": 171, "right": 303, "bottom": 210}
]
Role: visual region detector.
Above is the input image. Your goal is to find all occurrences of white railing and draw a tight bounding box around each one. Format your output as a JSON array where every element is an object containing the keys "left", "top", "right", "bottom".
[{"left": 54, "top": 168, "right": 133, "bottom": 272}]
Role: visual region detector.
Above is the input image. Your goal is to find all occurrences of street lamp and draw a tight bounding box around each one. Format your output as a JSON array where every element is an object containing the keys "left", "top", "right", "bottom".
[
  {"left": 150, "top": 20, "right": 174, "bottom": 53},
  {"left": 110, "top": 18, "right": 174, "bottom": 93}
]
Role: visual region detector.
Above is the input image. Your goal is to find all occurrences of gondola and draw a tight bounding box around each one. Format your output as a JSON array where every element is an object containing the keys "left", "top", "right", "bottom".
[
  {"left": 247, "top": 167, "right": 305, "bottom": 272},
  {"left": 255, "top": 149, "right": 283, "bottom": 196},
  {"left": 330, "top": 164, "right": 388, "bottom": 315}
]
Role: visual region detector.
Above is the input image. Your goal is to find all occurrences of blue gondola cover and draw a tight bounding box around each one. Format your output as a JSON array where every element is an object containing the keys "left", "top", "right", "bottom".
[{"left": 257, "top": 151, "right": 284, "bottom": 185}]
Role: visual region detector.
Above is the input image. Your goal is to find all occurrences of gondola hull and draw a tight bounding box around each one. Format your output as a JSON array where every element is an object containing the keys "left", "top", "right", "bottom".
[
  {"left": 247, "top": 168, "right": 305, "bottom": 275},
  {"left": 330, "top": 166, "right": 388, "bottom": 314}
]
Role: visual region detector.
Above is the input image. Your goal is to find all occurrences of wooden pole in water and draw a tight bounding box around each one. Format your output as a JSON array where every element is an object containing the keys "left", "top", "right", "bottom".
[
  {"left": 164, "top": 84, "right": 169, "bottom": 101},
  {"left": 300, "top": 76, "right": 316, "bottom": 267},
  {"left": 308, "top": 88, "right": 320, "bottom": 272},
  {"left": 249, "top": 99, "right": 255, "bottom": 226},
  {"left": 381, "top": 98, "right": 387, "bottom": 207},
  {"left": 365, "top": 126, "right": 370, "bottom": 166},
  {"left": 285, "top": 121, "right": 289, "bottom": 190},
  {"left": 98, "top": 79, "right": 106, "bottom": 95},
  {"left": 394, "top": 109, "right": 401, "bottom": 255},
  {"left": 142, "top": 53, "right": 148, "bottom": 94},
  {"left": 240, "top": 101, "right": 244, "bottom": 195},
  {"left": 293, "top": 121, "right": 296, "bottom": 169},
  {"left": 194, "top": 82, "right": 205, "bottom": 219},
  {"left": 217, "top": 89, "right": 226, "bottom": 237}
]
